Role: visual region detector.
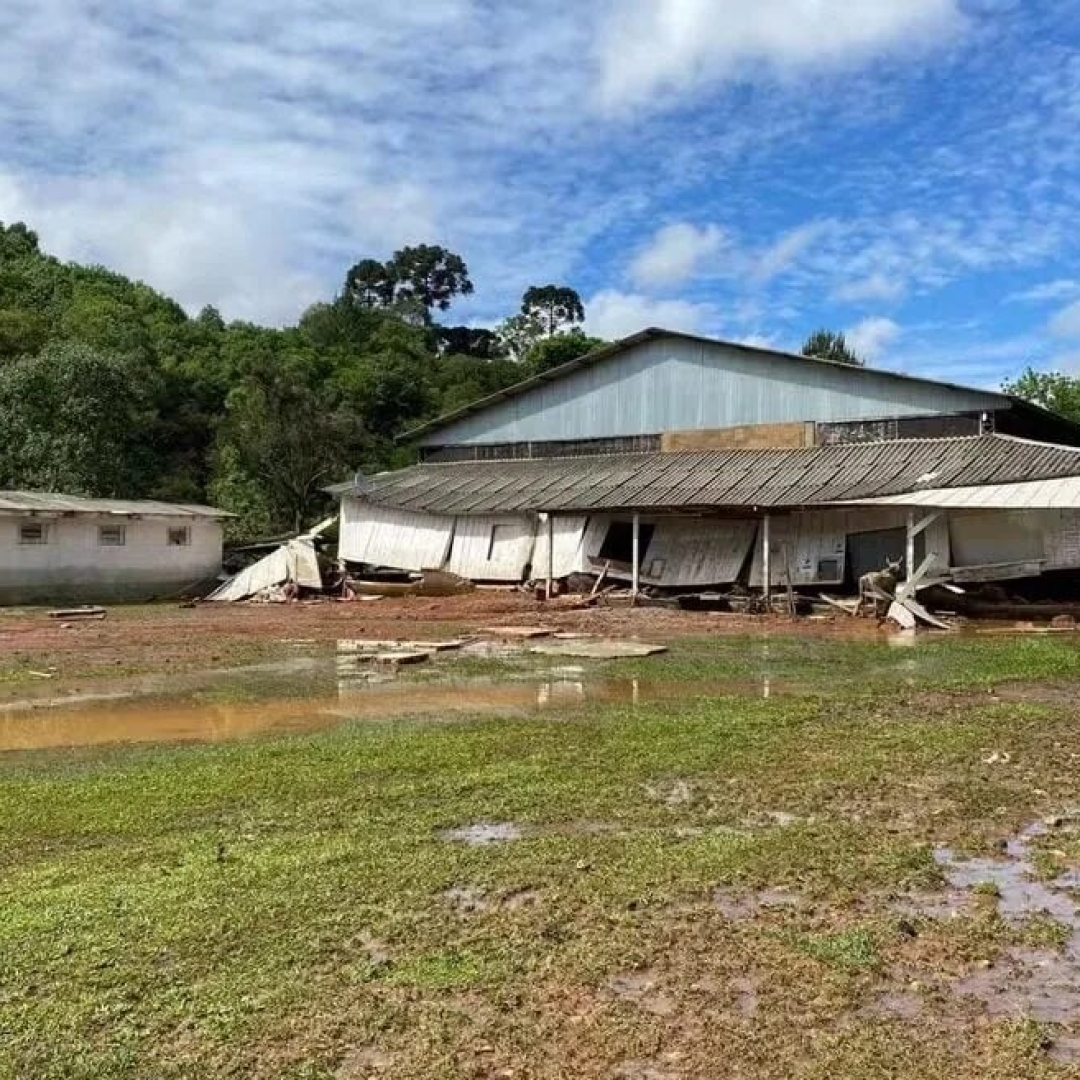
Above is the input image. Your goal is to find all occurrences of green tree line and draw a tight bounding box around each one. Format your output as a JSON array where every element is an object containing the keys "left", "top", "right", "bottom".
[{"left": 0, "top": 222, "right": 602, "bottom": 538}]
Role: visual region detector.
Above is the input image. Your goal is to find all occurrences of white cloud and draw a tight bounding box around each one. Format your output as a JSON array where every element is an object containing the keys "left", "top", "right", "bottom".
[
  {"left": 752, "top": 221, "right": 833, "bottom": 283},
  {"left": 833, "top": 272, "right": 906, "bottom": 303},
  {"left": 584, "top": 289, "right": 717, "bottom": 340},
  {"left": 598, "top": 0, "right": 964, "bottom": 108},
  {"left": 846, "top": 316, "right": 901, "bottom": 360},
  {"left": 629, "top": 221, "right": 725, "bottom": 287},
  {"left": 1049, "top": 300, "right": 1080, "bottom": 339},
  {"left": 1011, "top": 279, "right": 1080, "bottom": 304}
]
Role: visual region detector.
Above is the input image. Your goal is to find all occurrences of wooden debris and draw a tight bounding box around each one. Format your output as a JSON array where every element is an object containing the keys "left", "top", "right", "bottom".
[
  {"left": 48, "top": 606, "right": 106, "bottom": 620},
  {"left": 374, "top": 651, "right": 430, "bottom": 666},
  {"left": 818, "top": 593, "right": 859, "bottom": 615}
]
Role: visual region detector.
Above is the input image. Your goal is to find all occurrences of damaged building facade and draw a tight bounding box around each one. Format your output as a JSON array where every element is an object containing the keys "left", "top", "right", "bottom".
[{"left": 331, "top": 329, "right": 1080, "bottom": 599}]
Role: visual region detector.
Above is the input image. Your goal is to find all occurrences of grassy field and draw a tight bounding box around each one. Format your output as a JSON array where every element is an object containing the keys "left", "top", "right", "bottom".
[{"left": 3, "top": 632, "right": 1080, "bottom": 1078}]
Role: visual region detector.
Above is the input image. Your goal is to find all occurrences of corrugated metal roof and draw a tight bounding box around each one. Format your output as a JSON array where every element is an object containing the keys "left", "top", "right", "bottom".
[
  {"left": 0, "top": 492, "right": 233, "bottom": 518},
  {"left": 848, "top": 476, "right": 1080, "bottom": 510},
  {"left": 333, "top": 435, "right": 1080, "bottom": 516},
  {"left": 401, "top": 327, "right": 1017, "bottom": 443}
]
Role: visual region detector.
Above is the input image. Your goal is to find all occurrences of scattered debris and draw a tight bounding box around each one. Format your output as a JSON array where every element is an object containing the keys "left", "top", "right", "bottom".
[
  {"left": 47, "top": 606, "right": 106, "bottom": 620},
  {"left": 480, "top": 626, "right": 553, "bottom": 639},
  {"left": 373, "top": 651, "right": 430, "bottom": 666},
  {"left": 351, "top": 570, "right": 473, "bottom": 598}
]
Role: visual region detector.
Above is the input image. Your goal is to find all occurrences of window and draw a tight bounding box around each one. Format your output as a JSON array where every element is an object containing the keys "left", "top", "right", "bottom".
[
  {"left": 98, "top": 524, "right": 126, "bottom": 547},
  {"left": 166, "top": 526, "right": 191, "bottom": 547},
  {"left": 18, "top": 522, "right": 48, "bottom": 545},
  {"left": 486, "top": 524, "right": 514, "bottom": 560}
]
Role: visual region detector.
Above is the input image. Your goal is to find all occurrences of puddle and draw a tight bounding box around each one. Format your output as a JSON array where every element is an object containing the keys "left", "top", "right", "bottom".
[
  {"left": 0, "top": 653, "right": 789, "bottom": 753},
  {"left": 713, "top": 886, "right": 804, "bottom": 920},
  {"left": 884, "top": 817, "right": 1080, "bottom": 1028},
  {"left": 439, "top": 821, "right": 523, "bottom": 846},
  {"left": 608, "top": 970, "right": 677, "bottom": 1017}
]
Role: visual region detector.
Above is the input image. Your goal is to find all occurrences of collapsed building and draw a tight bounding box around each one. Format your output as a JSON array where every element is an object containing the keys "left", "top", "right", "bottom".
[{"left": 329, "top": 329, "right": 1080, "bottom": 603}]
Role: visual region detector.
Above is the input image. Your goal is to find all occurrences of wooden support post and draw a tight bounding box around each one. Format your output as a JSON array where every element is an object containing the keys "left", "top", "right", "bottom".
[
  {"left": 631, "top": 512, "right": 640, "bottom": 602},
  {"left": 906, "top": 511, "right": 916, "bottom": 585},
  {"left": 545, "top": 513, "right": 554, "bottom": 600},
  {"left": 762, "top": 513, "right": 771, "bottom": 604}
]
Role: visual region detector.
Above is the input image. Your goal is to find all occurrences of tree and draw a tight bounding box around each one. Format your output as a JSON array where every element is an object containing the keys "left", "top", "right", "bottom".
[
  {"left": 343, "top": 258, "right": 394, "bottom": 309},
  {"left": 525, "top": 329, "right": 605, "bottom": 373},
  {"left": 521, "top": 284, "right": 584, "bottom": 337},
  {"left": 342, "top": 245, "right": 473, "bottom": 319},
  {"left": 801, "top": 329, "right": 863, "bottom": 367},
  {"left": 435, "top": 325, "right": 505, "bottom": 360},
  {"left": 0, "top": 341, "right": 157, "bottom": 495},
  {"left": 387, "top": 245, "right": 473, "bottom": 313},
  {"left": 219, "top": 359, "right": 364, "bottom": 533},
  {"left": 1002, "top": 369, "right": 1080, "bottom": 424},
  {"left": 496, "top": 312, "right": 546, "bottom": 361},
  {"left": 0, "top": 221, "right": 40, "bottom": 260}
]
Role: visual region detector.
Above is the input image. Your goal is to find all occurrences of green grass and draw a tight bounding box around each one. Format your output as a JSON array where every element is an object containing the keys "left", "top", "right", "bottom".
[{"left": 2, "top": 632, "right": 1080, "bottom": 1078}]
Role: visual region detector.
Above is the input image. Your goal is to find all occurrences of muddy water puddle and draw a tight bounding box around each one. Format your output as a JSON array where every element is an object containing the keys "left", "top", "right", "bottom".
[{"left": 0, "top": 653, "right": 777, "bottom": 753}]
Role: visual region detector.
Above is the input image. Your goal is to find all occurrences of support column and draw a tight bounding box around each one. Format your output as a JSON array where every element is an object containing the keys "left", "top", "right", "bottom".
[
  {"left": 761, "top": 513, "right": 771, "bottom": 604},
  {"left": 545, "top": 513, "right": 555, "bottom": 600},
  {"left": 905, "top": 511, "right": 916, "bottom": 585},
  {"left": 631, "top": 512, "right": 640, "bottom": 602}
]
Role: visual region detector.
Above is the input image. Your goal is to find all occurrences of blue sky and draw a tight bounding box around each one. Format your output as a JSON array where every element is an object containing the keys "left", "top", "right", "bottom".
[{"left": 3, "top": 1, "right": 1080, "bottom": 388}]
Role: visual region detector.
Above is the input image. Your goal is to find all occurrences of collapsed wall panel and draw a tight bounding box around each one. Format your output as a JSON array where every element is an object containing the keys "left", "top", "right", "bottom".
[
  {"left": 749, "top": 508, "right": 951, "bottom": 587},
  {"left": 531, "top": 515, "right": 589, "bottom": 579},
  {"left": 446, "top": 515, "right": 536, "bottom": 581},
  {"left": 339, "top": 498, "right": 454, "bottom": 572},
  {"left": 582, "top": 516, "right": 757, "bottom": 587}
]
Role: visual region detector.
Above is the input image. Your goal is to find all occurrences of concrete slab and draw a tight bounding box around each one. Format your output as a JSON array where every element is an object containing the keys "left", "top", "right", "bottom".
[
  {"left": 480, "top": 626, "right": 553, "bottom": 639},
  {"left": 530, "top": 640, "right": 667, "bottom": 659}
]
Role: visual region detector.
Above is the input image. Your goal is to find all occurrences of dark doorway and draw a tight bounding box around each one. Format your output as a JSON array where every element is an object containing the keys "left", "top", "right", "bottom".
[
  {"left": 598, "top": 520, "right": 655, "bottom": 566},
  {"left": 848, "top": 527, "right": 923, "bottom": 585}
]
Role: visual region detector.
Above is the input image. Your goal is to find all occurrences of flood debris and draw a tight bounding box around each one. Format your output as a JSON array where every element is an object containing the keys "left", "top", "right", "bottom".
[
  {"left": 47, "top": 606, "right": 106, "bottom": 620},
  {"left": 350, "top": 570, "right": 473, "bottom": 598},
  {"left": 480, "top": 626, "right": 553, "bottom": 639},
  {"left": 373, "top": 650, "right": 430, "bottom": 666}
]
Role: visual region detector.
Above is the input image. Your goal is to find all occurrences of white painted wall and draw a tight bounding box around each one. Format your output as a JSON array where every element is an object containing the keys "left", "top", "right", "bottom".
[
  {"left": 338, "top": 498, "right": 454, "bottom": 571},
  {"left": 447, "top": 515, "right": 536, "bottom": 581},
  {"left": 0, "top": 513, "right": 223, "bottom": 604}
]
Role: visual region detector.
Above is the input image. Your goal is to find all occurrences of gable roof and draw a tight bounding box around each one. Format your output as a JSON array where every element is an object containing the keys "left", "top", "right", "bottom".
[
  {"left": 401, "top": 327, "right": 1018, "bottom": 443},
  {"left": 333, "top": 434, "right": 1080, "bottom": 515},
  {"left": 0, "top": 492, "right": 233, "bottom": 518}
]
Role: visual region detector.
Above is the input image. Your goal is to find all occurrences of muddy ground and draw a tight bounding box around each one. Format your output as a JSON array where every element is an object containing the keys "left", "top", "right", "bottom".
[{"left": 4, "top": 601, "right": 1080, "bottom": 1078}]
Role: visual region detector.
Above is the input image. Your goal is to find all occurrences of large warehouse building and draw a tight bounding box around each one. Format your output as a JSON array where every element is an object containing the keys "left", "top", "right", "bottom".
[{"left": 333, "top": 328, "right": 1080, "bottom": 594}]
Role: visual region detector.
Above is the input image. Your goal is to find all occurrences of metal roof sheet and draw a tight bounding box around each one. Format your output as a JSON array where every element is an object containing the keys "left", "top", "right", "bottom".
[
  {"left": 333, "top": 435, "right": 1080, "bottom": 516},
  {"left": 400, "top": 327, "right": 1018, "bottom": 443},
  {"left": 846, "top": 476, "right": 1080, "bottom": 510},
  {"left": 0, "top": 491, "right": 233, "bottom": 518}
]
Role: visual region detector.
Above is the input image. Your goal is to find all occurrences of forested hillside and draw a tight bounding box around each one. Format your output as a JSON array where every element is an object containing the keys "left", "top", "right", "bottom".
[{"left": 0, "top": 222, "right": 602, "bottom": 539}]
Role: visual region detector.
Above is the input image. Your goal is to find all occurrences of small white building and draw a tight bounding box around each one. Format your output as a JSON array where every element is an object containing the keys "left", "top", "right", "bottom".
[{"left": 0, "top": 492, "right": 231, "bottom": 605}]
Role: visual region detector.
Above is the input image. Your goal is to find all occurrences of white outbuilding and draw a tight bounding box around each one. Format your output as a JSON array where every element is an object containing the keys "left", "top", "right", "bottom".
[{"left": 0, "top": 491, "right": 231, "bottom": 605}]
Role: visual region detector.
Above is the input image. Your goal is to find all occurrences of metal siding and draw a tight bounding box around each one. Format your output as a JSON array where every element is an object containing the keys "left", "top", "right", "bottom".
[
  {"left": 447, "top": 516, "right": 535, "bottom": 581},
  {"left": 638, "top": 517, "right": 757, "bottom": 587},
  {"left": 338, "top": 499, "right": 454, "bottom": 571},
  {"left": 420, "top": 339, "right": 1004, "bottom": 447},
  {"left": 532, "top": 515, "right": 589, "bottom": 579},
  {"left": 949, "top": 512, "right": 1046, "bottom": 567}
]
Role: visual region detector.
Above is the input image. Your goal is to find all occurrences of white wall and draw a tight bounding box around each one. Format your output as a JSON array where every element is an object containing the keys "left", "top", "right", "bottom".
[
  {"left": 447, "top": 515, "right": 536, "bottom": 581},
  {"left": 0, "top": 514, "right": 223, "bottom": 604},
  {"left": 338, "top": 498, "right": 454, "bottom": 571}
]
